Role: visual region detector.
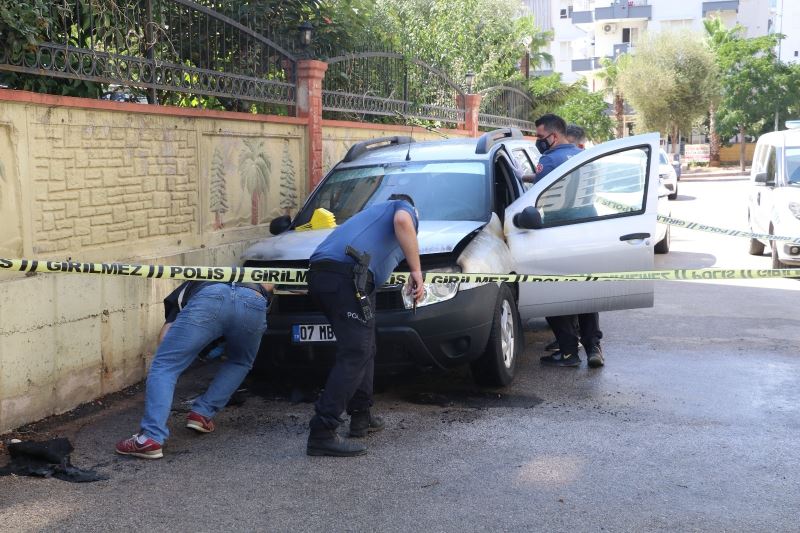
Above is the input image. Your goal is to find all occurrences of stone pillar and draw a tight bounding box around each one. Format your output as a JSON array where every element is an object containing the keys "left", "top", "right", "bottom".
[
  {"left": 296, "top": 59, "right": 328, "bottom": 189},
  {"left": 463, "top": 94, "right": 482, "bottom": 138}
]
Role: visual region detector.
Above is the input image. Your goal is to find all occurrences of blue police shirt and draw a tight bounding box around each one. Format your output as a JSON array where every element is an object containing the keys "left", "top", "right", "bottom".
[
  {"left": 310, "top": 200, "right": 419, "bottom": 286},
  {"left": 533, "top": 143, "right": 582, "bottom": 183}
]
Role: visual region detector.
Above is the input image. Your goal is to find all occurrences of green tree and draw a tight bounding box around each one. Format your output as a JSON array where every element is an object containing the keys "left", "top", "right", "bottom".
[
  {"left": 554, "top": 86, "right": 614, "bottom": 142},
  {"left": 238, "top": 139, "right": 271, "bottom": 225},
  {"left": 703, "top": 16, "right": 738, "bottom": 166},
  {"left": 618, "top": 30, "right": 719, "bottom": 156},
  {"left": 714, "top": 31, "right": 789, "bottom": 171},
  {"left": 596, "top": 55, "right": 630, "bottom": 139}
]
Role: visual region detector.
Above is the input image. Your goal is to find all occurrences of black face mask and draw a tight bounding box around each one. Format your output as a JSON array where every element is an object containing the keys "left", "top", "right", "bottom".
[{"left": 535, "top": 135, "right": 552, "bottom": 154}]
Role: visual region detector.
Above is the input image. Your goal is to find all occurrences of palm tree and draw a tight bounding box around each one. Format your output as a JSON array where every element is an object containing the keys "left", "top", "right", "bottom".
[
  {"left": 704, "top": 16, "right": 739, "bottom": 167},
  {"left": 524, "top": 29, "right": 555, "bottom": 74},
  {"left": 238, "top": 139, "right": 271, "bottom": 225},
  {"left": 597, "top": 55, "right": 629, "bottom": 139}
]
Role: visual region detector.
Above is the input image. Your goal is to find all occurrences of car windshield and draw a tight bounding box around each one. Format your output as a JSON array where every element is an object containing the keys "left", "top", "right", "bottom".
[
  {"left": 659, "top": 151, "right": 669, "bottom": 165},
  {"left": 293, "top": 161, "right": 490, "bottom": 226},
  {"left": 786, "top": 147, "right": 800, "bottom": 185}
]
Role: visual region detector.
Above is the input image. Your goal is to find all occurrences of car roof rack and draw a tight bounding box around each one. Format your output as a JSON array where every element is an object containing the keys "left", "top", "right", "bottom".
[
  {"left": 342, "top": 136, "right": 415, "bottom": 162},
  {"left": 475, "top": 128, "right": 524, "bottom": 155}
]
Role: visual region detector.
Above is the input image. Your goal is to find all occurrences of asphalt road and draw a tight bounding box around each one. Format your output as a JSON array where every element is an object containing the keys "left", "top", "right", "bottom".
[{"left": 2, "top": 175, "right": 799, "bottom": 532}]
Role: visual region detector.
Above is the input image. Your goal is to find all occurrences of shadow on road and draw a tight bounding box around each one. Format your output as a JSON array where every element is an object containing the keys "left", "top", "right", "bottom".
[{"left": 655, "top": 250, "right": 718, "bottom": 269}]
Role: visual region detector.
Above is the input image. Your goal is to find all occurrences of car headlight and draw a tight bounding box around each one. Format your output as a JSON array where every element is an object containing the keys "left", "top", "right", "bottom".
[
  {"left": 659, "top": 173, "right": 669, "bottom": 181},
  {"left": 401, "top": 281, "right": 459, "bottom": 309},
  {"left": 789, "top": 202, "right": 800, "bottom": 220}
]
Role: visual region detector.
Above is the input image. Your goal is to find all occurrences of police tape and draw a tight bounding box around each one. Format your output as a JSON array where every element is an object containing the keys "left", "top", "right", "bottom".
[
  {"left": 2, "top": 258, "right": 800, "bottom": 285},
  {"left": 595, "top": 196, "right": 800, "bottom": 243}
]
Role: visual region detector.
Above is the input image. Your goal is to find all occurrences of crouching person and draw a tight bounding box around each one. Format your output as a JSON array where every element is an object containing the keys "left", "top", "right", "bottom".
[{"left": 115, "top": 281, "right": 271, "bottom": 459}]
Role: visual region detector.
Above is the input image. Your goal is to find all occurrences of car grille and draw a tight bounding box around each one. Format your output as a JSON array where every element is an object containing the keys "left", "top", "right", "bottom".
[{"left": 276, "top": 289, "right": 406, "bottom": 313}]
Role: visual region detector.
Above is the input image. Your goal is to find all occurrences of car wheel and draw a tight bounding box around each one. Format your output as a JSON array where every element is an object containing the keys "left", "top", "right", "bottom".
[
  {"left": 771, "top": 237, "right": 788, "bottom": 269},
  {"left": 668, "top": 184, "right": 678, "bottom": 200},
  {"left": 654, "top": 224, "right": 670, "bottom": 254},
  {"left": 470, "top": 284, "right": 521, "bottom": 387},
  {"left": 748, "top": 237, "right": 765, "bottom": 256}
]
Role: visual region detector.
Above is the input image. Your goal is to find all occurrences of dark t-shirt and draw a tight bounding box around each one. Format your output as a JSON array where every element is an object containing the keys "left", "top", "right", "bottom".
[{"left": 534, "top": 143, "right": 582, "bottom": 183}]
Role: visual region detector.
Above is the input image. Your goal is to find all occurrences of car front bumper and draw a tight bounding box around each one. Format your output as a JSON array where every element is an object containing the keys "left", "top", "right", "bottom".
[{"left": 257, "top": 283, "right": 499, "bottom": 374}]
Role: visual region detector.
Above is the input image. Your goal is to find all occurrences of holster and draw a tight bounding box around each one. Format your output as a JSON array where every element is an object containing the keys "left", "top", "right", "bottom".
[{"left": 345, "top": 245, "right": 374, "bottom": 321}]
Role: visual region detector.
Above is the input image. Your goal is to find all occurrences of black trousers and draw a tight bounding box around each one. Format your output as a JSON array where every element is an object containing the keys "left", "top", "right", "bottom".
[
  {"left": 307, "top": 268, "right": 376, "bottom": 430},
  {"left": 545, "top": 313, "right": 603, "bottom": 355}
]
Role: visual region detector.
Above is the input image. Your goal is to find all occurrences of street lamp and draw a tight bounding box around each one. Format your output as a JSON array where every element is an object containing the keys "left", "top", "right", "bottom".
[
  {"left": 465, "top": 71, "right": 476, "bottom": 94},
  {"left": 298, "top": 21, "right": 313, "bottom": 57}
]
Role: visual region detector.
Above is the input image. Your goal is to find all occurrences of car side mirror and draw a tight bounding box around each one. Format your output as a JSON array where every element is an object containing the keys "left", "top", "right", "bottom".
[
  {"left": 269, "top": 215, "right": 292, "bottom": 235},
  {"left": 754, "top": 172, "right": 768, "bottom": 184},
  {"left": 513, "top": 206, "right": 543, "bottom": 230}
]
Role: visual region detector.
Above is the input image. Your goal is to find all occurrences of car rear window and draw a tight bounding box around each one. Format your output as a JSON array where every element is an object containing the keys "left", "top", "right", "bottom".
[
  {"left": 294, "top": 161, "right": 490, "bottom": 225},
  {"left": 786, "top": 147, "right": 800, "bottom": 184}
]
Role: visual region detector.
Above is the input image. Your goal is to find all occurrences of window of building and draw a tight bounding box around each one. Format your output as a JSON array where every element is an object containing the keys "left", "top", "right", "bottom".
[
  {"left": 560, "top": 41, "right": 571, "bottom": 60},
  {"left": 621, "top": 27, "right": 639, "bottom": 45},
  {"left": 559, "top": 5, "right": 573, "bottom": 18}
]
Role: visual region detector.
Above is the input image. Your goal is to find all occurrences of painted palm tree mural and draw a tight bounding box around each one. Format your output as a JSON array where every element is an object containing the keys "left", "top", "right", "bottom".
[{"left": 238, "top": 139, "right": 271, "bottom": 225}]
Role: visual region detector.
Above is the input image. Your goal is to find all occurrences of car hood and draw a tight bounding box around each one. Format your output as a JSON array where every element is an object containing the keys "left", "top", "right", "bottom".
[{"left": 242, "top": 220, "right": 486, "bottom": 262}]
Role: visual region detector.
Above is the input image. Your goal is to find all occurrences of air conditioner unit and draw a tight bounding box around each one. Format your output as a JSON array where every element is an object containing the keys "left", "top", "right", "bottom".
[{"left": 603, "top": 23, "right": 617, "bottom": 34}]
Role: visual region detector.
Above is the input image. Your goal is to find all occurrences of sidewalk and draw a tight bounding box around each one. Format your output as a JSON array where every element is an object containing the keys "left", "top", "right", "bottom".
[{"left": 681, "top": 166, "right": 750, "bottom": 179}]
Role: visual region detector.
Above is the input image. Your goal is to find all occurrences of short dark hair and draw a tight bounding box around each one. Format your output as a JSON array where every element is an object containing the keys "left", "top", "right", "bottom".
[
  {"left": 535, "top": 114, "right": 567, "bottom": 135},
  {"left": 565, "top": 124, "right": 587, "bottom": 143},
  {"left": 388, "top": 193, "right": 415, "bottom": 207}
]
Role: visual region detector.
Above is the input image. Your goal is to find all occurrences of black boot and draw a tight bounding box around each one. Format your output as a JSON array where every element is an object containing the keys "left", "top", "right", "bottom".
[
  {"left": 307, "top": 418, "right": 367, "bottom": 457},
  {"left": 348, "top": 410, "right": 385, "bottom": 438}
]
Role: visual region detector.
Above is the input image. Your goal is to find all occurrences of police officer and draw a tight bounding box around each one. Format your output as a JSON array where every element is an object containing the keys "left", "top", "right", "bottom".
[
  {"left": 538, "top": 123, "right": 605, "bottom": 368},
  {"left": 306, "top": 194, "right": 423, "bottom": 456}
]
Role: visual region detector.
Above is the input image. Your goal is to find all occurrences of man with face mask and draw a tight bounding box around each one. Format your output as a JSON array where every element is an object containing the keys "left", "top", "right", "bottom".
[{"left": 530, "top": 113, "right": 582, "bottom": 183}]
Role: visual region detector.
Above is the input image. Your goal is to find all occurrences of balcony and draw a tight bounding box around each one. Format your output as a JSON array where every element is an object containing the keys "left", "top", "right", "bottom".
[
  {"left": 595, "top": 1, "right": 652, "bottom": 21},
  {"left": 702, "top": 1, "right": 740, "bottom": 15},
  {"left": 572, "top": 57, "right": 602, "bottom": 72},
  {"left": 572, "top": 10, "right": 594, "bottom": 24},
  {"left": 613, "top": 43, "right": 632, "bottom": 57}
]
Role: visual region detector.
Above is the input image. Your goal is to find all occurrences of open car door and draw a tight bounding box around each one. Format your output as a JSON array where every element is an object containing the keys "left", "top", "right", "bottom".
[{"left": 504, "top": 133, "right": 660, "bottom": 320}]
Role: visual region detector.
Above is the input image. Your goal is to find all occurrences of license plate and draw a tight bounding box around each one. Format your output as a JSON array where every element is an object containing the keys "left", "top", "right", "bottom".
[{"left": 292, "top": 324, "right": 337, "bottom": 343}]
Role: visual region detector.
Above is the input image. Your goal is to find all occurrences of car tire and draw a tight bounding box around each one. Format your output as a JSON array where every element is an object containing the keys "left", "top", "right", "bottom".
[
  {"left": 771, "top": 237, "right": 788, "bottom": 269},
  {"left": 748, "top": 237, "right": 765, "bottom": 256},
  {"left": 470, "top": 284, "right": 521, "bottom": 387},
  {"left": 654, "top": 224, "right": 670, "bottom": 254},
  {"left": 668, "top": 184, "right": 678, "bottom": 200}
]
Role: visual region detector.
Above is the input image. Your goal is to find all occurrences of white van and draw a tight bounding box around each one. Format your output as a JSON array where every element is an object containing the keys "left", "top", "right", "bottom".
[{"left": 746, "top": 123, "right": 800, "bottom": 267}]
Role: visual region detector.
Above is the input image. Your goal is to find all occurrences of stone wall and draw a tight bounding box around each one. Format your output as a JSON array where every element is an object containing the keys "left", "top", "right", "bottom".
[{"left": 0, "top": 90, "right": 307, "bottom": 432}]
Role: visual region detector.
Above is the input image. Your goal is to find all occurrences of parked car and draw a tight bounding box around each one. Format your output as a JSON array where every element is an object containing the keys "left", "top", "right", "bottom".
[
  {"left": 659, "top": 149, "right": 679, "bottom": 200},
  {"left": 243, "top": 129, "right": 661, "bottom": 386},
  {"left": 746, "top": 123, "right": 800, "bottom": 267}
]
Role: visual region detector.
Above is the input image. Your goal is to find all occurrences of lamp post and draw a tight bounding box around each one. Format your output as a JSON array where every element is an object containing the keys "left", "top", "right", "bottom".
[
  {"left": 298, "top": 21, "right": 313, "bottom": 58},
  {"left": 465, "top": 71, "right": 476, "bottom": 94}
]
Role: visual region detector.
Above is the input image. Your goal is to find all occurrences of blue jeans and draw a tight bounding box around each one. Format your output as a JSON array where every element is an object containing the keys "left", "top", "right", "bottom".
[{"left": 140, "top": 283, "right": 267, "bottom": 444}]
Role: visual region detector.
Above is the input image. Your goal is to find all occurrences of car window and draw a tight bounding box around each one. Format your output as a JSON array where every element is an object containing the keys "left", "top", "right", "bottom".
[
  {"left": 535, "top": 147, "right": 649, "bottom": 227},
  {"left": 512, "top": 149, "right": 534, "bottom": 174},
  {"left": 294, "top": 161, "right": 490, "bottom": 225},
  {"left": 786, "top": 147, "right": 800, "bottom": 185},
  {"left": 659, "top": 151, "right": 669, "bottom": 165},
  {"left": 766, "top": 147, "right": 777, "bottom": 183}
]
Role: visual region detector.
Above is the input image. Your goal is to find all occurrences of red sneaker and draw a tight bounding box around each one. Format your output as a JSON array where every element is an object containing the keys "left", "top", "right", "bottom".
[
  {"left": 115, "top": 434, "right": 163, "bottom": 459},
  {"left": 186, "top": 411, "right": 215, "bottom": 434}
]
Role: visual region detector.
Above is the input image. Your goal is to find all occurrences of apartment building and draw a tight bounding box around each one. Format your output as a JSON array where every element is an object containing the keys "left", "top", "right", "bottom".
[{"left": 523, "top": 0, "right": 793, "bottom": 89}]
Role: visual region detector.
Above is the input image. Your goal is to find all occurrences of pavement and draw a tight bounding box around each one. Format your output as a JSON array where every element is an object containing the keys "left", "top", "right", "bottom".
[{"left": 1, "top": 177, "right": 799, "bottom": 532}]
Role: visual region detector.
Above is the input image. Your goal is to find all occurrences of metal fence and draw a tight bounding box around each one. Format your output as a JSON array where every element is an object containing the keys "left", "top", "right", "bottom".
[
  {"left": 478, "top": 81, "right": 536, "bottom": 133},
  {"left": 0, "top": 1, "right": 538, "bottom": 130},
  {"left": 0, "top": 0, "right": 296, "bottom": 109},
  {"left": 322, "top": 51, "right": 465, "bottom": 126}
]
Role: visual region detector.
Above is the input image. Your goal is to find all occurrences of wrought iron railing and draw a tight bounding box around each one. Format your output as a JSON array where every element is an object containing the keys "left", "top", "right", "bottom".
[
  {"left": 322, "top": 51, "right": 465, "bottom": 125},
  {"left": 478, "top": 81, "right": 536, "bottom": 133},
  {"left": 0, "top": 0, "right": 296, "bottom": 109}
]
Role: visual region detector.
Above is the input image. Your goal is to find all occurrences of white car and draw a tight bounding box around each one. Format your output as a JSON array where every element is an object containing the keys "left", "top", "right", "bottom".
[
  {"left": 659, "top": 149, "right": 679, "bottom": 200},
  {"left": 747, "top": 124, "right": 800, "bottom": 266},
  {"left": 244, "top": 130, "right": 661, "bottom": 386}
]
